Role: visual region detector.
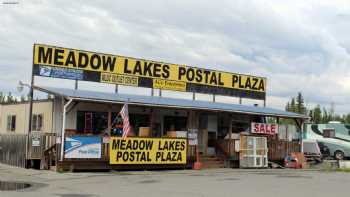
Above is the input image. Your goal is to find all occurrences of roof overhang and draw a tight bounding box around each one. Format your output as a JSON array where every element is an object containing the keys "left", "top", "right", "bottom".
[{"left": 34, "top": 86, "right": 309, "bottom": 120}]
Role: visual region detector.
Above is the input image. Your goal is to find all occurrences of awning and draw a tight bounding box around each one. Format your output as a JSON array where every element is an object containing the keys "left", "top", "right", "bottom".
[{"left": 35, "top": 86, "right": 308, "bottom": 119}]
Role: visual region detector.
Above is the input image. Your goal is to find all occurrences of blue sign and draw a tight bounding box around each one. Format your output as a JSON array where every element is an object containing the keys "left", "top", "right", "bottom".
[
  {"left": 39, "top": 65, "right": 84, "bottom": 80},
  {"left": 64, "top": 136, "right": 101, "bottom": 159}
]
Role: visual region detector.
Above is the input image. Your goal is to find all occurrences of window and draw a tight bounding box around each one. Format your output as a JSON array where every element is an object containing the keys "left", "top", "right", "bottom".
[
  {"left": 77, "top": 111, "right": 108, "bottom": 134},
  {"left": 7, "top": 115, "right": 16, "bottom": 132},
  {"left": 32, "top": 114, "right": 43, "bottom": 131},
  {"left": 323, "top": 129, "right": 335, "bottom": 138}
]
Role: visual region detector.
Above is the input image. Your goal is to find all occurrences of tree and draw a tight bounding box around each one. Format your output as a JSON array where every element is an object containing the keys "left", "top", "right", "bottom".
[
  {"left": 290, "top": 98, "right": 296, "bottom": 113},
  {"left": 296, "top": 92, "right": 307, "bottom": 114},
  {"left": 313, "top": 105, "right": 322, "bottom": 124}
]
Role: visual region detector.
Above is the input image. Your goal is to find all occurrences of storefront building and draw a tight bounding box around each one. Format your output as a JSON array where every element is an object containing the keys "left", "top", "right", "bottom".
[{"left": 0, "top": 44, "right": 308, "bottom": 171}]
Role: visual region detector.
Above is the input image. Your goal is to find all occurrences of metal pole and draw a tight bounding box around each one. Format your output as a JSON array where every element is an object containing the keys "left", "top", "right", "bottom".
[
  {"left": 74, "top": 80, "right": 78, "bottom": 90},
  {"left": 115, "top": 85, "right": 118, "bottom": 94},
  {"left": 26, "top": 45, "right": 35, "bottom": 167},
  {"left": 213, "top": 94, "right": 216, "bottom": 102},
  {"left": 239, "top": 97, "right": 242, "bottom": 104},
  {"left": 60, "top": 98, "right": 73, "bottom": 161},
  {"left": 192, "top": 92, "right": 195, "bottom": 100},
  {"left": 159, "top": 89, "right": 162, "bottom": 97}
]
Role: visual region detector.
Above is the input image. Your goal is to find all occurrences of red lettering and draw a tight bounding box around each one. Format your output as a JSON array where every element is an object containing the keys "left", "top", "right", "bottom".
[
  {"left": 254, "top": 123, "right": 259, "bottom": 132},
  {"left": 260, "top": 124, "right": 265, "bottom": 133},
  {"left": 271, "top": 124, "right": 276, "bottom": 134}
]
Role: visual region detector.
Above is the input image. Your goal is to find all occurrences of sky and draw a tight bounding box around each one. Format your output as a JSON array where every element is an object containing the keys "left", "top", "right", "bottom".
[{"left": 1, "top": 0, "right": 350, "bottom": 114}]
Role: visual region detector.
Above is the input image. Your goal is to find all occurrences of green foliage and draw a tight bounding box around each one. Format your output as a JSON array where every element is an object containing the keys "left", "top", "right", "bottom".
[
  {"left": 285, "top": 92, "right": 350, "bottom": 124},
  {"left": 285, "top": 92, "right": 306, "bottom": 115}
]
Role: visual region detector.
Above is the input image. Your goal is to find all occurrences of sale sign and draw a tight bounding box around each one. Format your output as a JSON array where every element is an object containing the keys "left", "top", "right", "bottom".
[{"left": 251, "top": 123, "right": 278, "bottom": 135}]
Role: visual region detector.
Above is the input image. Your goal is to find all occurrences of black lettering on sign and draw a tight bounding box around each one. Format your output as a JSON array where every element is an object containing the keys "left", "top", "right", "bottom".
[
  {"left": 78, "top": 52, "right": 89, "bottom": 68},
  {"left": 177, "top": 152, "right": 182, "bottom": 161},
  {"left": 156, "top": 152, "right": 161, "bottom": 161},
  {"left": 134, "top": 61, "right": 142, "bottom": 75},
  {"left": 186, "top": 68, "right": 195, "bottom": 81},
  {"left": 178, "top": 66, "right": 186, "bottom": 80},
  {"left": 238, "top": 76, "right": 245, "bottom": 88},
  {"left": 153, "top": 63, "right": 162, "bottom": 78},
  {"left": 65, "top": 51, "right": 76, "bottom": 67},
  {"left": 162, "top": 65, "right": 170, "bottom": 78},
  {"left": 38, "top": 46, "right": 52, "bottom": 64},
  {"left": 218, "top": 73, "right": 224, "bottom": 86},
  {"left": 124, "top": 59, "right": 132, "bottom": 74},
  {"left": 122, "top": 152, "right": 129, "bottom": 161},
  {"left": 111, "top": 139, "right": 120, "bottom": 150},
  {"left": 102, "top": 56, "right": 116, "bottom": 72},
  {"left": 203, "top": 70, "right": 210, "bottom": 84},
  {"left": 258, "top": 80, "right": 265, "bottom": 91},
  {"left": 209, "top": 72, "right": 217, "bottom": 85},
  {"left": 143, "top": 62, "right": 153, "bottom": 76},
  {"left": 116, "top": 151, "right": 122, "bottom": 161},
  {"left": 195, "top": 69, "right": 203, "bottom": 82},
  {"left": 232, "top": 75, "right": 239, "bottom": 87},
  {"left": 180, "top": 141, "right": 186, "bottom": 151},
  {"left": 90, "top": 54, "right": 101, "bottom": 69},
  {"left": 129, "top": 152, "right": 135, "bottom": 161},
  {"left": 53, "top": 49, "right": 64, "bottom": 66},
  {"left": 245, "top": 77, "right": 251, "bottom": 89},
  {"left": 252, "top": 78, "right": 258, "bottom": 90}
]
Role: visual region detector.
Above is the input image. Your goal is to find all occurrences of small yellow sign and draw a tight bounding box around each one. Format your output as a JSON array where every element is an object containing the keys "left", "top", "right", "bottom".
[
  {"left": 101, "top": 73, "right": 138, "bottom": 86},
  {"left": 153, "top": 79, "right": 186, "bottom": 91},
  {"left": 109, "top": 137, "right": 187, "bottom": 165}
]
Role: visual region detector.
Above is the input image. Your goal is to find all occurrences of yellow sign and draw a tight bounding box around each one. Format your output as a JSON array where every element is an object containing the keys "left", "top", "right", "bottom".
[
  {"left": 109, "top": 137, "right": 187, "bottom": 165},
  {"left": 101, "top": 73, "right": 138, "bottom": 86},
  {"left": 33, "top": 44, "right": 266, "bottom": 98},
  {"left": 153, "top": 79, "right": 186, "bottom": 91}
]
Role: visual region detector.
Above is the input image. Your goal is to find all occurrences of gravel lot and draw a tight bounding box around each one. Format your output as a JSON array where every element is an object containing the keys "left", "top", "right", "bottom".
[{"left": 1, "top": 164, "right": 349, "bottom": 197}]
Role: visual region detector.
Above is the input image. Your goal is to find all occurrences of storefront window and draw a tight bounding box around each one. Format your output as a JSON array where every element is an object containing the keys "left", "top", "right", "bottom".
[{"left": 77, "top": 111, "right": 108, "bottom": 135}]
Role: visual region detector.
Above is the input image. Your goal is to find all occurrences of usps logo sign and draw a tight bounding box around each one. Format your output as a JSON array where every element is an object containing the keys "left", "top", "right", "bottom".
[
  {"left": 251, "top": 123, "right": 278, "bottom": 135},
  {"left": 64, "top": 136, "right": 102, "bottom": 159}
]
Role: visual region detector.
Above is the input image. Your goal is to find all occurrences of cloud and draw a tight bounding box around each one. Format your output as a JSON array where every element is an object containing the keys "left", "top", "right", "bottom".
[{"left": 1, "top": 0, "right": 350, "bottom": 113}]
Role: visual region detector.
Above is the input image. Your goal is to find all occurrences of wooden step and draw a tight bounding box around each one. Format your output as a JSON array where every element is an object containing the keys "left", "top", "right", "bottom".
[{"left": 199, "top": 156, "right": 225, "bottom": 169}]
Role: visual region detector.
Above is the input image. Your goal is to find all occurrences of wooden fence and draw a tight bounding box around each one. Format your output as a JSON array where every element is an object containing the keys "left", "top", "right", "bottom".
[
  {"left": 268, "top": 138, "right": 300, "bottom": 161},
  {"left": 0, "top": 133, "right": 57, "bottom": 168},
  {"left": 0, "top": 134, "right": 27, "bottom": 168}
]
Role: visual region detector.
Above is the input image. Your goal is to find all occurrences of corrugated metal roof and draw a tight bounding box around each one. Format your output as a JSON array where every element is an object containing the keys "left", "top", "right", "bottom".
[{"left": 35, "top": 86, "right": 308, "bottom": 119}]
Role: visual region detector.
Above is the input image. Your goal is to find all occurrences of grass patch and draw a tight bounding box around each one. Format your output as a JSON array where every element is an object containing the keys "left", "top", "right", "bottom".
[{"left": 336, "top": 168, "right": 350, "bottom": 173}]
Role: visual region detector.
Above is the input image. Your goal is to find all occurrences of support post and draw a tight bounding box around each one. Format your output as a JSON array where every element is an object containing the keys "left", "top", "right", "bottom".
[
  {"left": 192, "top": 92, "right": 195, "bottom": 100},
  {"left": 115, "top": 85, "right": 118, "bottom": 93},
  {"left": 239, "top": 97, "right": 242, "bottom": 104},
  {"left": 228, "top": 114, "right": 233, "bottom": 157},
  {"left": 213, "top": 94, "right": 216, "bottom": 102},
  {"left": 60, "top": 98, "right": 73, "bottom": 161},
  {"left": 107, "top": 106, "right": 112, "bottom": 133},
  {"left": 26, "top": 46, "right": 35, "bottom": 167},
  {"left": 74, "top": 80, "right": 78, "bottom": 90}
]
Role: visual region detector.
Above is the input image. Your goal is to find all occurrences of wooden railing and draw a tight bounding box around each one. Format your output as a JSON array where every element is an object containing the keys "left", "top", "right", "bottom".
[
  {"left": 215, "top": 139, "right": 238, "bottom": 160},
  {"left": 267, "top": 138, "right": 300, "bottom": 161}
]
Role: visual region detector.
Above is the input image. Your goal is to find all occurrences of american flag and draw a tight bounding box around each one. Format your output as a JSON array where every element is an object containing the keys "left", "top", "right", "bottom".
[{"left": 120, "top": 103, "right": 131, "bottom": 138}]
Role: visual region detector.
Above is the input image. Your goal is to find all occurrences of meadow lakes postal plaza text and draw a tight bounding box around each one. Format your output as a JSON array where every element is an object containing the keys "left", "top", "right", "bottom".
[{"left": 34, "top": 44, "right": 266, "bottom": 93}]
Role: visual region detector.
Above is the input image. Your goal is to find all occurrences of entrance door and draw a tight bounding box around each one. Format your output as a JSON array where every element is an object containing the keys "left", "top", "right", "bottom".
[{"left": 240, "top": 135, "right": 268, "bottom": 168}]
